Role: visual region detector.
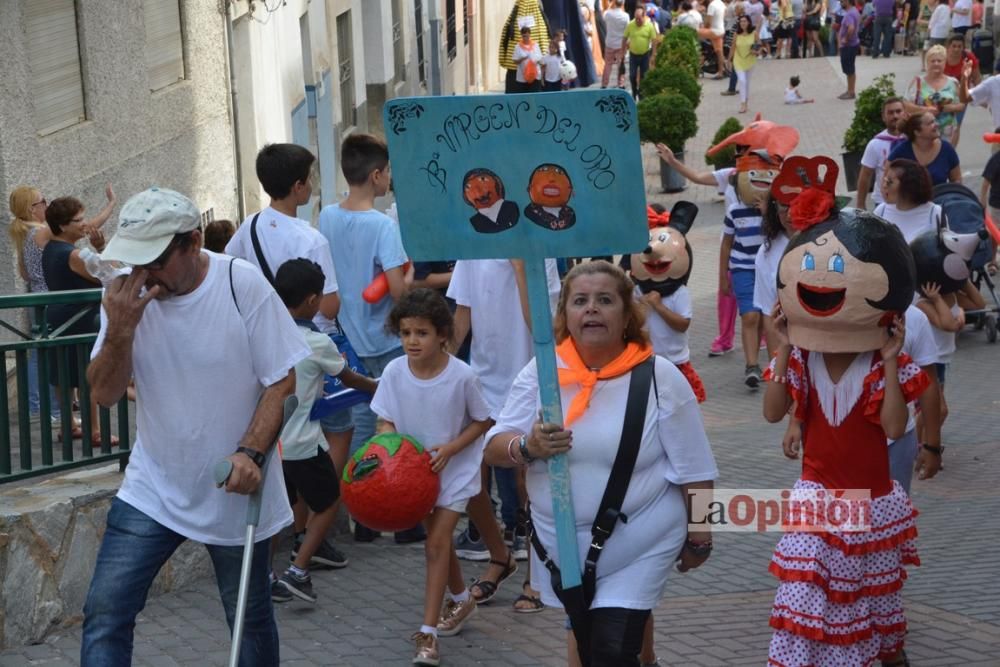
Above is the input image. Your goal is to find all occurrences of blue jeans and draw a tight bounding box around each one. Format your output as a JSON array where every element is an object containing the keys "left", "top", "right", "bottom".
[
  {"left": 888, "top": 429, "right": 919, "bottom": 494},
  {"left": 349, "top": 346, "right": 405, "bottom": 456},
  {"left": 488, "top": 467, "right": 520, "bottom": 531},
  {"left": 628, "top": 51, "right": 651, "bottom": 99},
  {"left": 872, "top": 15, "right": 894, "bottom": 57},
  {"left": 81, "top": 498, "right": 278, "bottom": 666}
]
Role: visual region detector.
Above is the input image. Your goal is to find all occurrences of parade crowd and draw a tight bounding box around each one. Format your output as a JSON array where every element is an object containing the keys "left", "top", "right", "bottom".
[{"left": 6, "top": 4, "right": 1000, "bottom": 667}]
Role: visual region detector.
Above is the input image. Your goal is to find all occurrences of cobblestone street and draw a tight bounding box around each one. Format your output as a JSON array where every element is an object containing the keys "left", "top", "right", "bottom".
[{"left": 3, "top": 54, "right": 999, "bottom": 666}]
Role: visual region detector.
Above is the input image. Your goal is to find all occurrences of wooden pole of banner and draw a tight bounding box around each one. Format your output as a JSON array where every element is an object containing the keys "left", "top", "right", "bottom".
[{"left": 524, "top": 258, "right": 581, "bottom": 588}]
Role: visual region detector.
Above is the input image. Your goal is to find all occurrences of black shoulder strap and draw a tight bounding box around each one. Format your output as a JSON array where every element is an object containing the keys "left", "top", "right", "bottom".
[
  {"left": 249, "top": 213, "right": 274, "bottom": 285},
  {"left": 229, "top": 257, "right": 241, "bottom": 315},
  {"left": 527, "top": 357, "right": 656, "bottom": 608},
  {"left": 582, "top": 356, "right": 655, "bottom": 602}
]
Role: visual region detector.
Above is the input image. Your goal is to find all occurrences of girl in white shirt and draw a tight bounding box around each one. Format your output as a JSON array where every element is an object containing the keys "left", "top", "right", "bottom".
[
  {"left": 370, "top": 289, "right": 493, "bottom": 664},
  {"left": 513, "top": 26, "right": 543, "bottom": 91}
]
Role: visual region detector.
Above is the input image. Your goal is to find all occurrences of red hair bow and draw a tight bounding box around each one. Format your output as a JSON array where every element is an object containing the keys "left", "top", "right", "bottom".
[{"left": 646, "top": 205, "right": 671, "bottom": 229}]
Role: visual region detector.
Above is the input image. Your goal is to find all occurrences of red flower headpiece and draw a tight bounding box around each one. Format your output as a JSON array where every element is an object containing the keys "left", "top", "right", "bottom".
[
  {"left": 646, "top": 205, "right": 671, "bottom": 229},
  {"left": 770, "top": 156, "right": 840, "bottom": 230}
]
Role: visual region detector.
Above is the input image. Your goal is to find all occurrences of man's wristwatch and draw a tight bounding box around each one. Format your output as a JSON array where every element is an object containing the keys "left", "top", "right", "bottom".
[{"left": 235, "top": 446, "right": 265, "bottom": 468}]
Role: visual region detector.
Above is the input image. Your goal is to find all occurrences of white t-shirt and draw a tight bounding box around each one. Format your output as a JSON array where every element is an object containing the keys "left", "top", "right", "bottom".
[
  {"left": 952, "top": 0, "right": 972, "bottom": 28},
  {"left": 541, "top": 54, "right": 562, "bottom": 82},
  {"left": 370, "top": 356, "right": 492, "bottom": 507},
  {"left": 929, "top": 4, "right": 952, "bottom": 38},
  {"left": 604, "top": 8, "right": 631, "bottom": 49},
  {"left": 639, "top": 285, "right": 693, "bottom": 364},
  {"left": 861, "top": 133, "right": 906, "bottom": 206},
  {"left": 677, "top": 10, "right": 704, "bottom": 29},
  {"left": 94, "top": 252, "right": 310, "bottom": 546},
  {"left": 226, "top": 207, "right": 338, "bottom": 295},
  {"left": 753, "top": 233, "right": 790, "bottom": 314},
  {"left": 873, "top": 202, "right": 941, "bottom": 243},
  {"left": 446, "top": 259, "right": 561, "bottom": 416},
  {"left": 486, "top": 356, "right": 718, "bottom": 610},
  {"left": 707, "top": 0, "right": 727, "bottom": 35},
  {"left": 891, "top": 304, "right": 938, "bottom": 439},
  {"left": 969, "top": 75, "right": 1000, "bottom": 131},
  {"left": 514, "top": 42, "right": 543, "bottom": 83},
  {"left": 281, "top": 325, "right": 346, "bottom": 461},
  {"left": 928, "top": 302, "right": 960, "bottom": 364}
]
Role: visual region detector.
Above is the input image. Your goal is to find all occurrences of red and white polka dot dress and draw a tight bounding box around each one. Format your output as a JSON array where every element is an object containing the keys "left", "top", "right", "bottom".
[{"left": 765, "top": 350, "right": 928, "bottom": 667}]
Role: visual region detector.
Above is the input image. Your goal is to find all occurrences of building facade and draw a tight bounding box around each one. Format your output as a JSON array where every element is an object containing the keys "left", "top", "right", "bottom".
[{"left": 0, "top": 0, "right": 509, "bottom": 300}]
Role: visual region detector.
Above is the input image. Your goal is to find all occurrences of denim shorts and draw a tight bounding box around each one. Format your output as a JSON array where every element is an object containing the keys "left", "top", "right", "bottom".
[
  {"left": 731, "top": 269, "right": 761, "bottom": 315},
  {"left": 320, "top": 407, "right": 354, "bottom": 434}
]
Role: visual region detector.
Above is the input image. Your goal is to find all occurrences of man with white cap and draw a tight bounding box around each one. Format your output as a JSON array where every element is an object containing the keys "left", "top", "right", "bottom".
[{"left": 81, "top": 187, "right": 309, "bottom": 665}]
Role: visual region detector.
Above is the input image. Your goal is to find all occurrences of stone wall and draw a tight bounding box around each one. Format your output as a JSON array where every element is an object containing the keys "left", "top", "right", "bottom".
[{"left": 0, "top": 465, "right": 213, "bottom": 649}]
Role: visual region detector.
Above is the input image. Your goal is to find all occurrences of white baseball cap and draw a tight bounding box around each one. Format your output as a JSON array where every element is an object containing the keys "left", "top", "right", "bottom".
[{"left": 101, "top": 187, "right": 201, "bottom": 265}]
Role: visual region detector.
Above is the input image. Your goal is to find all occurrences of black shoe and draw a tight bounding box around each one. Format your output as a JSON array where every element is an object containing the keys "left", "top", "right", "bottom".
[
  {"left": 278, "top": 569, "right": 317, "bottom": 603},
  {"left": 353, "top": 523, "right": 380, "bottom": 543},
  {"left": 291, "top": 538, "right": 349, "bottom": 569},
  {"left": 271, "top": 578, "right": 293, "bottom": 603},
  {"left": 394, "top": 525, "right": 427, "bottom": 544},
  {"left": 745, "top": 364, "right": 762, "bottom": 389}
]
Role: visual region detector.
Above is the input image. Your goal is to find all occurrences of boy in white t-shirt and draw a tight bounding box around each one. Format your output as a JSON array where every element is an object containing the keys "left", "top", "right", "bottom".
[{"left": 272, "top": 259, "right": 377, "bottom": 604}]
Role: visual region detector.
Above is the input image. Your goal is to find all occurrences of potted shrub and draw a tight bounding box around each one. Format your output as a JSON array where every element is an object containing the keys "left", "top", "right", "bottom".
[
  {"left": 654, "top": 26, "right": 700, "bottom": 81},
  {"left": 639, "top": 66, "right": 701, "bottom": 109},
  {"left": 638, "top": 91, "right": 699, "bottom": 192},
  {"left": 705, "top": 117, "right": 744, "bottom": 170},
  {"left": 842, "top": 73, "right": 897, "bottom": 191}
]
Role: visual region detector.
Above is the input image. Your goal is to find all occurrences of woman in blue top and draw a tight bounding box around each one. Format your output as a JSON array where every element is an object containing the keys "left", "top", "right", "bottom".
[{"left": 888, "top": 111, "right": 962, "bottom": 186}]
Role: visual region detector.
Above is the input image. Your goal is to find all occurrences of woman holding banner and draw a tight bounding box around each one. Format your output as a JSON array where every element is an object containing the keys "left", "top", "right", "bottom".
[{"left": 483, "top": 261, "right": 718, "bottom": 667}]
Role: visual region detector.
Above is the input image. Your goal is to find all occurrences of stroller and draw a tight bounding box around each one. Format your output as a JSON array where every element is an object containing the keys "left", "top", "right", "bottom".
[{"left": 933, "top": 183, "right": 1000, "bottom": 342}]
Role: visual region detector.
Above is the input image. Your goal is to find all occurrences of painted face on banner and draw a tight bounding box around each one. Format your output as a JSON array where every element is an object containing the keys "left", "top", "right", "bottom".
[{"left": 528, "top": 164, "right": 573, "bottom": 207}]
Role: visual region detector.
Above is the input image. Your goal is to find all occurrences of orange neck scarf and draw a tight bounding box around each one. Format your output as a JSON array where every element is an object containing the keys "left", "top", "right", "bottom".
[{"left": 556, "top": 338, "right": 653, "bottom": 426}]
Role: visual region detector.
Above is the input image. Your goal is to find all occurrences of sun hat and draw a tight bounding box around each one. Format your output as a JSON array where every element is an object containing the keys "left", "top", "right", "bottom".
[{"left": 101, "top": 187, "right": 200, "bottom": 265}]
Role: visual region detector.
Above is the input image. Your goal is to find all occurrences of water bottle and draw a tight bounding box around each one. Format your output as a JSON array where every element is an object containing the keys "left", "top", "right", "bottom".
[{"left": 81, "top": 249, "right": 125, "bottom": 287}]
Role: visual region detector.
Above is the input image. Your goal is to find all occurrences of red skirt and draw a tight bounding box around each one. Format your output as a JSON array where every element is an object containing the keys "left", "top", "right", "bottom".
[{"left": 676, "top": 361, "right": 706, "bottom": 403}]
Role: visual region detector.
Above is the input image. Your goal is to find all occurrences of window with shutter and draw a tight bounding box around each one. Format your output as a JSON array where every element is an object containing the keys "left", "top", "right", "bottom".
[
  {"left": 144, "top": 0, "right": 185, "bottom": 91},
  {"left": 25, "top": 0, "right": 86, "bottom": 135},
  {"left": 337, "top": 11, "right": 356, "bottom": 128}
]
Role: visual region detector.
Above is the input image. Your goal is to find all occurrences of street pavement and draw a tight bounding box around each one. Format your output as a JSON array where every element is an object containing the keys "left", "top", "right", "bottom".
[{"left": 3, "top": 54, "right": 999, "bottom": 666}]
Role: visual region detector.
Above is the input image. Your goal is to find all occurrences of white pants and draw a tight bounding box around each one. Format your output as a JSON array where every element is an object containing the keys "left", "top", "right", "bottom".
[{"left": 736, "top": 69, "right": 752, "bottom": 103}]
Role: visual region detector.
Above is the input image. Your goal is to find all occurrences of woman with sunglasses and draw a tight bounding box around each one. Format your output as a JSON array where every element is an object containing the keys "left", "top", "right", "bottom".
[{"left": 41, "top": 196, "right": 118, "bottom": 445}]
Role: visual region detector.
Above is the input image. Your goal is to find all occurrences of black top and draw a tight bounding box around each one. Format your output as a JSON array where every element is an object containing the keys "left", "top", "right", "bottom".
[
  {"left": 41, "top": 240, "right": 99, "bottom": 335},
  {"left": 983, "top": 151, "right": 1000, "bottom": 209}
]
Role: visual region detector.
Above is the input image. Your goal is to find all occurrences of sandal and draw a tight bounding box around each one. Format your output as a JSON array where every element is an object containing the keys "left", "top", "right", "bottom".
[
  {"left": 91, "top": 433, "right": 120, "bottom": 447},
  {"left": 512, "top": 581, "right": 544, "bottom": 613},
  {"left": 57, "top": 425, "right": 84, "bottom": 441},
  {"left": 469, "top": 553, "right": 517, "bottom": 605}
]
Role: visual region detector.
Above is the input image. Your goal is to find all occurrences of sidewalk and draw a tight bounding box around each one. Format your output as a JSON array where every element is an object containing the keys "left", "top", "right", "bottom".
[{"left": 4, "top": 54, "right": 999, "bottom": 666}]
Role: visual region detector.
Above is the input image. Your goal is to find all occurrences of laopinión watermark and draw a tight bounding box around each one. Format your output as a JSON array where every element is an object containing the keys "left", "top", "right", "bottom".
[{"left": 686, "top": 488, "right": 872, "bottom": 533}]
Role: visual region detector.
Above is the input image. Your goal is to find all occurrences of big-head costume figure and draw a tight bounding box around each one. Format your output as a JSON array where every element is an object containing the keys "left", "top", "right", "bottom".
[
  {"left": 624, "top": 201, "right": 707, "bottom": 402},
  {"left": 764, "top": 156, "right": 929, "bottom": 666},
  {"left": 772, "top": 156, "right": 917, "bottom": 353},
  {"left": 706, "top": 115, "right": 801, "bottom": 212},
  {"left": 499, "top": 0, "right": 550, "bottom": 93}
]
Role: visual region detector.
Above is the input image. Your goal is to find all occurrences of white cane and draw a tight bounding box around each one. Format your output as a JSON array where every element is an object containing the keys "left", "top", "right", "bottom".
[{"left": 213, "top": 395, "right": 297, "bottom": 667}]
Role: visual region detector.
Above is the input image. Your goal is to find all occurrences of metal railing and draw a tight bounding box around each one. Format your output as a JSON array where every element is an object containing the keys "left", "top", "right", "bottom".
[{"left": 0, "top": 289, "right": 131, "bottom": 483}]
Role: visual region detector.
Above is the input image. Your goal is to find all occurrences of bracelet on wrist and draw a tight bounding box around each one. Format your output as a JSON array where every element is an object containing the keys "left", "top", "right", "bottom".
[
  {"left": 506, "top": 435, "right": 520, "bottom": 465},
  {"left": 684, "top": 537, "right": 714, "bottom": 556},
  {"left": 921, "top": 443, "right": 943, "bottom": 455},
  {"left": 518, "top": 434, "right": 536, "bottom": 463}
]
